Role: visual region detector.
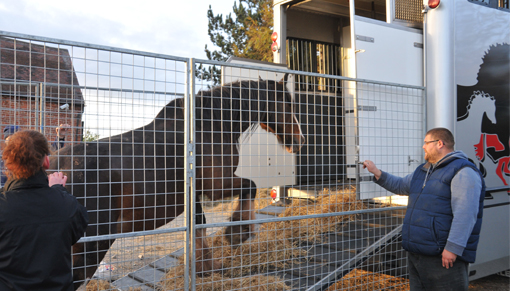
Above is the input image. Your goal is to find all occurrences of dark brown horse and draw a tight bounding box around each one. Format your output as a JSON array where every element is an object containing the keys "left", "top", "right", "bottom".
[{"left": 49, "top": 77, "right": 305, "bottom": 289}]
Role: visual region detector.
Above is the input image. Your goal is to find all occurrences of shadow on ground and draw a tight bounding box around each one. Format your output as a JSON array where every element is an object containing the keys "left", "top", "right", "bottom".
[{"left": 469, "top": 274, "right": 510, "bottom": 290}]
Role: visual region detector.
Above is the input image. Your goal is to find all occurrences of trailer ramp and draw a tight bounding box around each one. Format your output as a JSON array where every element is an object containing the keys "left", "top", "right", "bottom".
[
  {"left": 270, "top": 209, "right": 406, "bottom": 290},
  {"left": 110, "top": 208, "right": 405, "bottom": 290},
  {"left": 305, "top": 225, "right": 403, "bottom": 291}
]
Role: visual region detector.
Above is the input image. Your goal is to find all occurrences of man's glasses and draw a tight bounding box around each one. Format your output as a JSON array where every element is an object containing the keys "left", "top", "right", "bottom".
[{"left": 423, "top": 140, "right": 439, "bottom": 145}]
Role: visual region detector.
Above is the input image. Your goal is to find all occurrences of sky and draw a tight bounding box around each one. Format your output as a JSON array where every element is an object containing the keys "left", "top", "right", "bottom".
[
  {"left": 0, "top": 0, "right": 235, "bottom": 59},
  {"left": 0, "top": 0, "right": 240, "bottom": 137}
]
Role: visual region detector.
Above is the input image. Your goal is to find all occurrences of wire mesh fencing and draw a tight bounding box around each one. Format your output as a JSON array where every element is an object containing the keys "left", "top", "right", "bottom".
[{"left": 0, "top": 31, "right": 424, "bottom": 291}]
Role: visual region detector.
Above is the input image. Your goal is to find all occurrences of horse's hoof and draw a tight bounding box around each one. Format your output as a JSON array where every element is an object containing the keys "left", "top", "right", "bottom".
[{"left": 225, "top": 224, "right": 252, "bottom": 245}]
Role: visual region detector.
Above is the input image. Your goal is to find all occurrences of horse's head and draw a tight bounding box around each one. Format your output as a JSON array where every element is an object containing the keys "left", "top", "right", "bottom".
[
  {"left": 259, "top": 74, "right": 305, "bottom": 153},
  {"left": 469, "top": 91, "right": 497, "bottom": 124}
]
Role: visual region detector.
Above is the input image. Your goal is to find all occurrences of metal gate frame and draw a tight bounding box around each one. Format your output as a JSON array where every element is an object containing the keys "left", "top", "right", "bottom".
[{"left": 1, "top": 30, "right": 425, "bottom": 290}]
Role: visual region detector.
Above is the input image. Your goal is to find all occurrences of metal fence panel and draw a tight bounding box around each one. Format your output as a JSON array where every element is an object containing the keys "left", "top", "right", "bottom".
[
  {"left": 1, "top": 31, "right": 424, "bottom": 291},
  {"left": 0, "top": 31, "right": 190, "bottom": 289}
]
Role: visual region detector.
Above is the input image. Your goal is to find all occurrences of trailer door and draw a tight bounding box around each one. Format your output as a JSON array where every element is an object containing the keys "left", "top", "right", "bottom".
[{"left": 345, "top": 16, "right": 424, "bottom": 201}]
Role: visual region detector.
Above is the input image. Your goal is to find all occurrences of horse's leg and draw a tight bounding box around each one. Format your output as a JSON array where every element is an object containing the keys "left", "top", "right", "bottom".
[
  {"left": 73, "top": 205, "right": 119, "bottom": 289},
  {"left": 71, "top": 187, "right": 119, "bottom": 289},
  {"left": 72, "top": 242, "right": 87, "bottom": 290},
  {"left": 72, "top": 240, "right": 114, "bottom": 290},
  {"left": 223, "top": 177, "right": 258, "bottom": 245},
  {"left": 193, "top": 197, "right": 222, "bottom": 274}
]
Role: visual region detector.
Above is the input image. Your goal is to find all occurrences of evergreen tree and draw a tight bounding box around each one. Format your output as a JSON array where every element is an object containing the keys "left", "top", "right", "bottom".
[
  {"left": 83, "top": 130, "right": 100, "bottom": 142},
  {"left": 198, "top": 0, "right": 273, "bottom": 85}
]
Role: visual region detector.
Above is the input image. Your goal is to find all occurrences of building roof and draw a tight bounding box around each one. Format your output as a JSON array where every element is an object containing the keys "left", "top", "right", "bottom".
[{"left": 0, "top": 37, "right": 84, "bottom": 107}]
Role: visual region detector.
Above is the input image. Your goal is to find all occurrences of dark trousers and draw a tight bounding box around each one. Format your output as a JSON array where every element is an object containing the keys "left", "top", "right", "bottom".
[{"left": 407, "top": 251, "right": 469, "bottom": 291}]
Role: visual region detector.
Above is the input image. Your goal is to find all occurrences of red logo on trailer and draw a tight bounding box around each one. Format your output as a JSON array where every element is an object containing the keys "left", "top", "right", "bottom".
[{"left": 457, "top": 44, "right": 510, "bottom": 190}]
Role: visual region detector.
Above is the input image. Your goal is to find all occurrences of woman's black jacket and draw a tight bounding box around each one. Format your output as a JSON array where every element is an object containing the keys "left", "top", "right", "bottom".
[{"left": 0, "top": 170, "right": 88, "bottom": 291}]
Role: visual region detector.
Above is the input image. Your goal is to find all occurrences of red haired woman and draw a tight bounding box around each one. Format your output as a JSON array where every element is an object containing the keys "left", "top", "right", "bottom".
[{"left": 0, "top": 130, "right": 88, "bottom": 290}]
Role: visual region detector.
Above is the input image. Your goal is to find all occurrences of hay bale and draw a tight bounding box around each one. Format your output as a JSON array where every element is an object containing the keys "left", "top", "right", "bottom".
[
  {"left": 86, "top": 279, "right": 142, "bottom": 291},
  {"left": 261, "top": 187, "right": 365, "bottom": 242},
  {"left": 326, "top": 269, "right": 409, "bottom": 291},
  {"left": 85, "top": 280, "right": 112, "bottom": 291},
  {"left": 159, "top": 257, "right": 290, "bottom": 291},
  {"left": 204, "top": 228, "right": 307, "bottom": 278}
]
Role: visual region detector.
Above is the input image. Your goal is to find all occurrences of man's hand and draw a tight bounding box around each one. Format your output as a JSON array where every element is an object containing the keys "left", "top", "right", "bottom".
[
  {"left": 362, "top": 160, "right": 382, "bottom": 180},
  {"left": 442, "top": 249, "right": 457, "bottom": 269},
  {"left": 48, "top": 172, "right": 67, "bottom": 187}
]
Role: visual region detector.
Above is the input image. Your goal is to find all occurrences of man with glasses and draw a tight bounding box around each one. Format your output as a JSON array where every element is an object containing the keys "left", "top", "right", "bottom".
[
  {"left": 363, "top": 127, "right": 485, "bottom": 290},
  {"left": 51, "top": 124, "right": 71, "bottom": 151}
]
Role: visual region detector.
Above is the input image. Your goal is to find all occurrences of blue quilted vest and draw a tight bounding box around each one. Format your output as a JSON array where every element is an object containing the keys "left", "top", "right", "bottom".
[{"left": 402, "top": 157, "right": 485, "bottom": 263}]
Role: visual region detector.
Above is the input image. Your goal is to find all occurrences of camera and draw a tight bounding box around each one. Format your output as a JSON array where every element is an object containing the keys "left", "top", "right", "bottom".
[{"left": 60, "top": 104, "right": 69, "bottom": 110}]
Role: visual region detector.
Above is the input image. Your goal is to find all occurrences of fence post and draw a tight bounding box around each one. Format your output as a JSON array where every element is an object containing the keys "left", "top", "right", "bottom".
[
  {"left": 184, "top": 57, "right": 197, "bottom": 289},
  {"left": 354, "top": 80, "right": 361, "bottom": 200},
  {"left": 39, "top": 83, "right": 45, "bottom": 133}
]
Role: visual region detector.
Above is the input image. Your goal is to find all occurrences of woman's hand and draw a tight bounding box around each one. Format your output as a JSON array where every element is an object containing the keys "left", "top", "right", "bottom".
[{"left": 48, "top": 172, "right": 67, "bottom": 187}]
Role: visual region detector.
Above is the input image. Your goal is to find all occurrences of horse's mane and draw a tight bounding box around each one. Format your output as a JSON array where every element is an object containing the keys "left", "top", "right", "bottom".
[
  {"left": 152, "top": 79, "right": 291, "bottom": 146},
  {"left": 477, "top": 43, "right": 509, "bottom": 86},
  {"left": 199, "top": 79, "right": 284, "bottom": 146},
  {"left": 198, "top": 79, "right": 279, "bottom": 120}
]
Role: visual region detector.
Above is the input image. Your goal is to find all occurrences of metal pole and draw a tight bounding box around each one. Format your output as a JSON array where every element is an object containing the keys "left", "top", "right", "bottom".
[
  {"left": 423, "top": 6, "right": 428, "bottom": 136},
  {"left": 348, "top": 0, "right": 362, "bottom": 200},
  {"left": 183, "top": 58, "right": 197, "bottom": 290},
  {"left": 39, "top": 83, "right": 44, "bottom": 132},
  {"left": 35, "top": 84, "right": 39, "bottom": 130}
]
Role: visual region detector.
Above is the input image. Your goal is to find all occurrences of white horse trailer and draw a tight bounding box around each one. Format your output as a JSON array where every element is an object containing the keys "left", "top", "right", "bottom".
[{"left": 271, "top": 0, "right": 509, "bottom": 281}]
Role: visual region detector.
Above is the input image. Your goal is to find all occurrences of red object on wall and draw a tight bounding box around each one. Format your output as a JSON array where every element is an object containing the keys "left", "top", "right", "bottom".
[
  {"left": 270, "top": 188, "right": 277, "bottom": 199},
  {"left": 271, "top": 42, "right": 279, "bottom": 52},
  {"left": 271, "top": 32, "right": 278, "bottom": 42},
  {"left": 428, "top": 0, "right": 440, "bottom": 9}
]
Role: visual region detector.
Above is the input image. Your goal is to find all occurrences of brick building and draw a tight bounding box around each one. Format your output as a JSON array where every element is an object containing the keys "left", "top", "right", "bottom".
[{"left": 0, "top": 37, "right": 84, "bottom": 148}]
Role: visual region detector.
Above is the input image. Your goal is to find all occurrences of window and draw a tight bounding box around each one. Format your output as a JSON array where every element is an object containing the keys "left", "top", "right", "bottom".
[
  {"left": 395, "top": 0, "right": 423, "bottom": 24},
  {"left": 469, "top": 0, "right": 509, "bottom": 9},
  {"left": 287, "top": 38, "right": 344, "bottom": 92}
]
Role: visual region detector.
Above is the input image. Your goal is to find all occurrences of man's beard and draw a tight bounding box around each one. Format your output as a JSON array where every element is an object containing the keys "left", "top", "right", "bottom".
[{"left": 424, "top": 151, "right": 438, "bottom": 163}]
